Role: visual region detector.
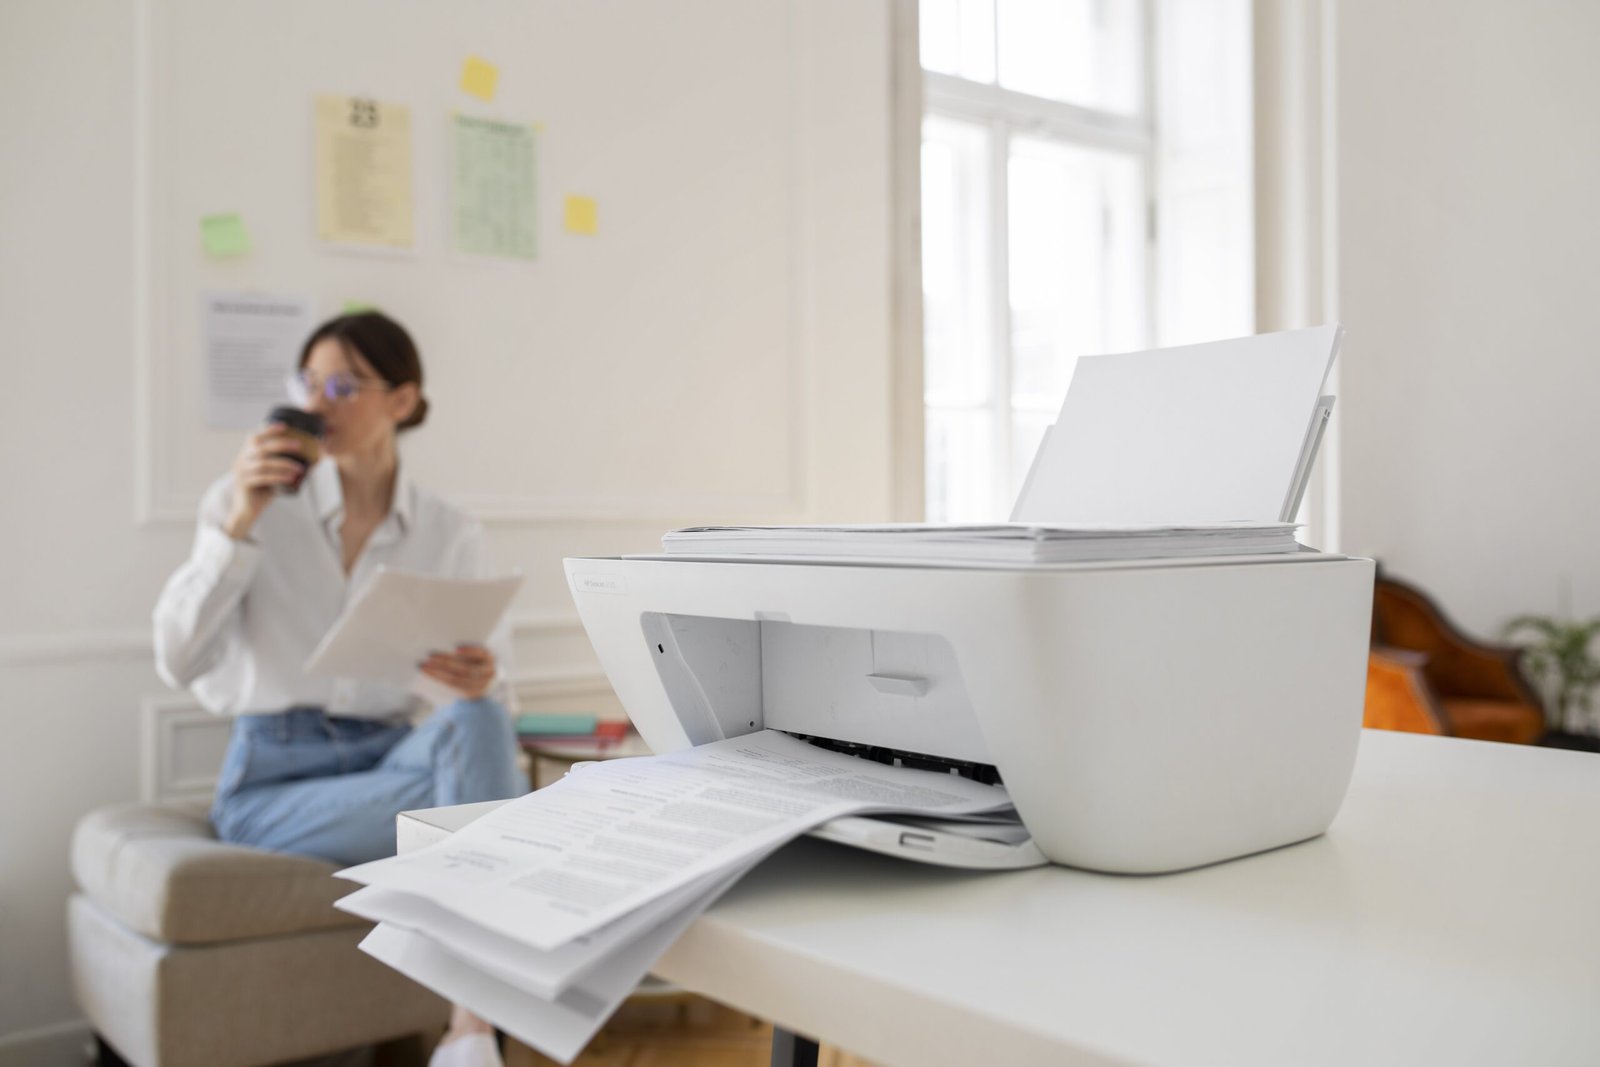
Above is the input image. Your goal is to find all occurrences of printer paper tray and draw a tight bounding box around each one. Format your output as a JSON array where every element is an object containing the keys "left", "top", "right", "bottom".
[
  {"left": 628, "top": 550, "right": 1342, "bottom": 572},
  {"left": 808, "top": 814, "right": 1049, "bottom": 870}
]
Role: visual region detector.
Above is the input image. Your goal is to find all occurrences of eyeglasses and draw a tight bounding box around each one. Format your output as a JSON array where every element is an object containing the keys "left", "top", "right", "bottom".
[{"left": 287, "top": 369, "right": 393, "bottom": 406}]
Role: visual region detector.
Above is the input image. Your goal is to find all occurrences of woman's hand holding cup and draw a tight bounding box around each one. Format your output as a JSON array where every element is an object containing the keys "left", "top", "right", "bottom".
[
  {"left": 223, "top": 408, "right": 324, "bottom": 540},
  {"left": 223, "top": 426, "right": 306, "bottom": 538}
]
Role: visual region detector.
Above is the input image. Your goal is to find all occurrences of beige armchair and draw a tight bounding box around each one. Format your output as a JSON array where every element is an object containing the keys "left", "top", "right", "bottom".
[{"left": 69, "top": 800, "right": 447, "bottom": 1067}]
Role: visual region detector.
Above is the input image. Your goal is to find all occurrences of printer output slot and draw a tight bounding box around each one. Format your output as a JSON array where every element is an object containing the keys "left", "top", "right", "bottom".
[{"left": 781, "top": 731, "right": 1003, "bottom": 786}]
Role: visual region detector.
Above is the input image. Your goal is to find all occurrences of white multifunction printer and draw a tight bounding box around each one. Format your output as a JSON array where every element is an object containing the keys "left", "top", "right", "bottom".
[{"left": 565, "top": 326, "right": 1374, "bottom": 875}]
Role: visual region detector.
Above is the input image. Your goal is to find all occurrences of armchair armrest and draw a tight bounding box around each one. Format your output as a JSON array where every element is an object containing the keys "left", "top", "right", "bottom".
[{"left": 1372, "top": 577, "right": 1546, "bottom": 710}]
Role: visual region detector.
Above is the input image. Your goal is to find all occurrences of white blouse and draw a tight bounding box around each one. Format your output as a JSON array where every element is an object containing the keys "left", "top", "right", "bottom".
[{"left": 153, "top": 459, "right": 511, "bottom": 718}]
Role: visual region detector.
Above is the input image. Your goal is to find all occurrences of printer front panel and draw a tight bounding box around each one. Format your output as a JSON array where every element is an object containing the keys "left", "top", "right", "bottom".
[
  {"left": 568, "top": 556, "right": 1029, "bottom": 759},
  {"left": 571, "top": 555, "right": 1376, "bottom": 874},
  {"left": 760, "top": 622, "right": 993, "bottom": 765},
  {"left": 640, "top": 613, "right": 765, "bottom": 746}
]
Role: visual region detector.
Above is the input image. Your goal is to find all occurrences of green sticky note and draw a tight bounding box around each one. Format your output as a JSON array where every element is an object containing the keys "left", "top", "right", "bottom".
[
  {"left": 201, "top": 214, "right": 251, "bottom": 257},
  {"left": 342, "top": 300, "right": 376, "bottom": 314}
]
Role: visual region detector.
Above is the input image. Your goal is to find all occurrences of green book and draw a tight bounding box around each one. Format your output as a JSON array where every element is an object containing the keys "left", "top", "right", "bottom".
[{"left": 515, "top": 713, "right": 600, "bottom": 737}]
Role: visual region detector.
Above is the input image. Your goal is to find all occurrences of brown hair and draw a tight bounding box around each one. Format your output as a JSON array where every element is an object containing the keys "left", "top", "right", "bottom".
[{"left": 299, "top": 311, "right": 429, "bottom": 430}]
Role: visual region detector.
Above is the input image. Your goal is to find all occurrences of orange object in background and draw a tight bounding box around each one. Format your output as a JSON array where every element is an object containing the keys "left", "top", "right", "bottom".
[{"left": 1363, "top": 572, "right": 1546, "bottom": 745}]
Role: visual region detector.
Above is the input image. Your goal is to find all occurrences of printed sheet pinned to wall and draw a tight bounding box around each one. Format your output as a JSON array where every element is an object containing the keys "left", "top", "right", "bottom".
[
  {"left": 201, "top": 291, "right": 313, "bottom": 428},
  {"left": 315, "top": 94, "right": 416, "bottom": 250},
  {"left": 453, "top": 114, "right": 537, "bottom": 260}
]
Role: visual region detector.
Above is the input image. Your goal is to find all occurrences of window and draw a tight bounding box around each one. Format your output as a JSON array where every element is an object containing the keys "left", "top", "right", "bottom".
[{"left": 920, "top": 0, "right": 1253, "bottom": 521}]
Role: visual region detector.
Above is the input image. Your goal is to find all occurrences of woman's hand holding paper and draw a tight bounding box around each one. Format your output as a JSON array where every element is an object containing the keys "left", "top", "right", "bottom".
[{"left": 420, "top": 644, "right": 497, "bottom": 700}]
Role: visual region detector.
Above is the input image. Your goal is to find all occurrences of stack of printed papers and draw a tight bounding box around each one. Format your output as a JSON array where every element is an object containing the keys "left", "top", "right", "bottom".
[
  {"left": 659, "top": 521, "right": 1301, "bottom": 564},
  {"left": 335, "top": 730, "right": 1012, "bottom": 1063}
]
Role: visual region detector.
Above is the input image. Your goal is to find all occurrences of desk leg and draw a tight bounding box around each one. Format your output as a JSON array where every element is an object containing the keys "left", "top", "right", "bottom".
[{"left": 770, "top": 1026, "right": 820, "bottom": 1067}]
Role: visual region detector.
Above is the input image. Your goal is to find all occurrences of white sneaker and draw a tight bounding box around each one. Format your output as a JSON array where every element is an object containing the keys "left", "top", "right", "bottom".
[{"left": 428, "top": 1031, "right": 502, "bottom": 1067}]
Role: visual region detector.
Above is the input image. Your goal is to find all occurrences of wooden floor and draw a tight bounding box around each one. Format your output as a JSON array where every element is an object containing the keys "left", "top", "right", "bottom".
[
  {"left": 499, "top": 993, "right": 874, "bottom": 1067},
  {"left": 290, "top": 993, "right": 874, "bottom": 1067}
]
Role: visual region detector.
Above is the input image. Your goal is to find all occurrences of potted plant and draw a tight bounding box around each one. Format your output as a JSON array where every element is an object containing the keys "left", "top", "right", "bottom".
[{"left": 1502, "top": 612, "right": 1600, "bottom": 750}]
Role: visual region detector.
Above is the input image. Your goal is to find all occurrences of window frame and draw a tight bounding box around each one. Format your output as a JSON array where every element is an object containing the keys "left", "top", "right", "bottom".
[{"left": 919, "top": 1, "right": 1162, "bottom": 521}]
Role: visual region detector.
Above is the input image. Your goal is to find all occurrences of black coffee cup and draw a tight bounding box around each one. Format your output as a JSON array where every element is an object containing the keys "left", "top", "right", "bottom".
[{"left": 266, "top": 405, "right": 326, "bottom": 494}]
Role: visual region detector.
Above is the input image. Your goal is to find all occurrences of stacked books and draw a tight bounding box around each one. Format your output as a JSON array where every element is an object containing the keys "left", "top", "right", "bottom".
[
  {"left": 514, "top": 713, "right": 628, "bottom": 748},
  {"left": 659, "top": 521, "right": 1302, "bottom": 565}
]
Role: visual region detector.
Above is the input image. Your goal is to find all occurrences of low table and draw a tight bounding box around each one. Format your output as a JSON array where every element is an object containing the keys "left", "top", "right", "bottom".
[
  {"left": 399, "top": 730, "right": 1600, "bottom": 1066},
  {"left": 519, "top": 729, "right": 653, "bottom": 790}
]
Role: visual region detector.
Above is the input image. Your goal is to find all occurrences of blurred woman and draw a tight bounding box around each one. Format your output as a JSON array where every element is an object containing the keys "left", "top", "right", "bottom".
[{"left": 154, "top": 311, "right": 520, "bottom": 1065}]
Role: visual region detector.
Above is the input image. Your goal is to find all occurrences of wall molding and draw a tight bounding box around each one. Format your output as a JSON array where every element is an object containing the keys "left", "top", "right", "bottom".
[
  {"left": 0, "top": 1019, "right": 90, "bottom": 1067},
  {"left": 0, "top": 613, "right": 588, "bottom": 667},
  {"left": 140, "top": 695, "right": 229, "bottom": 802},
  {"left": 1254, "top": 0, "right": 1341, "bottom": 550},
  {"left": 508, "top": 612, "right": 586, "bottom": 636},
  {"left": 135, "top": 668, "right": 614, "bottom": 801},
  {"left": 0, "top": 628, "right": 152, "bottom": 667},
  {"left": 510, "top": 667, "right": 614, "bottom": 703},
  {"left": 888, "top": 0, "right": 925, "bottom": 522},
  {"left": 137, "top": 495, "right": 812, "bottom": 530}
]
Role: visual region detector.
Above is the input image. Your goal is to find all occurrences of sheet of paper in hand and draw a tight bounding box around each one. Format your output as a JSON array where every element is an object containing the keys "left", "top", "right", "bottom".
[{"left": 303, "top": 566, "right": 521, "bottom": 700}]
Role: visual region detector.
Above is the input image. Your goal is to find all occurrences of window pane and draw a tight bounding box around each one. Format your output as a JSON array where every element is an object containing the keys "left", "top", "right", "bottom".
[
  {"left": 1007, "top": 137, "right": 1148, "bottom": 413},
  {"left": 920, "top": 0, "right": 997, "bottom": 83},
  {"left": 997, "top": 0, "right": 1143, "bottom": 113},
  {"left": 1154, "top": 0, "right": 1253, "bottom": 346},
  {"left": 922, "top": 116, "right": 992, "bottom": 406},
  {"left": 922, "top": 5, "right": 1253, "bottom": 527},
  {"left": 926, "top": 407, "right": 998, "bottom": 522}
]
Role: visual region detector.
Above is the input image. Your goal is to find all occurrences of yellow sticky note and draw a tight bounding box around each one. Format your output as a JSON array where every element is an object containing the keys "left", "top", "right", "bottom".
[
  {"left": 200, "top": 213, "right": 250, "bottom": 257},
  {"left": 564, "top": 195, "right": 598, "bottom": 236},
  {"left": 460, "top": 56, "right": 499, "bottom": 102}
]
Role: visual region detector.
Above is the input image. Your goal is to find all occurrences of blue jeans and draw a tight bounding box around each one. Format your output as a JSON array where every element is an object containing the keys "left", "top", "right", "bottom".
[{"left": 211, "top": 700, "right": 526, "bottom": 866}]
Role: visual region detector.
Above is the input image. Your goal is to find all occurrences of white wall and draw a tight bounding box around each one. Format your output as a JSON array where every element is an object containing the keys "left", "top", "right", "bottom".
[
  {"left": 1335, "top": 0, "right": 1600, "bottom": 636},
  {"left": 0, "top": 0, "right": 897, "bottom": 1056}
]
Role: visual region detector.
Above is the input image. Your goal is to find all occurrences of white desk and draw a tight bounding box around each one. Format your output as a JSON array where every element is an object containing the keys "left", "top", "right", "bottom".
[{"left": 399, "top": 730, "right": 1600, "bottom": 1066}]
